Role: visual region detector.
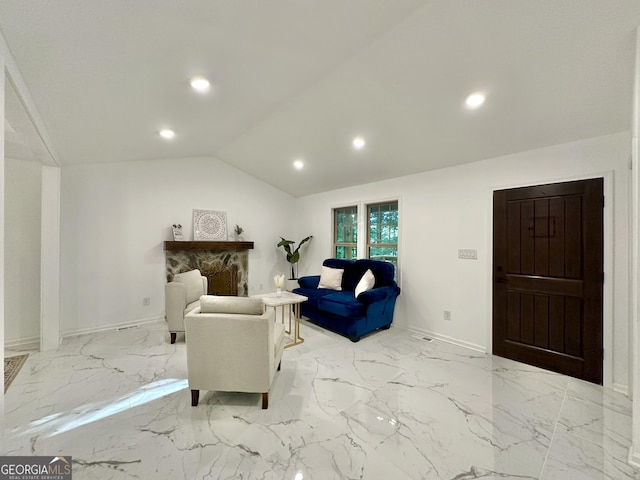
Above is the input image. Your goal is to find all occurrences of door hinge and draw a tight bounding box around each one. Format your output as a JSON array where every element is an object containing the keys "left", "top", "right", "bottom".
[{"left": 602, "top": 196, "right": 605, "bottom": 208}]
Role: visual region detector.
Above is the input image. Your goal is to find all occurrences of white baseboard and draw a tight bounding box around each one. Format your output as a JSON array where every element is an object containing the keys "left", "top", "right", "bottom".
[
  {"left": 628, "top": 446, "right": 640, "bottom": 470},
  {"left": 613, "top": 382, "right": 630, "bottom": 397},
  {"left": 5, "top": 336, "right": 40, "bottom": 350},
  {"left": 405, "top": 326, "right": 487, "bottom": 353},
  {"left": 62, "top": 316, "right": 164, "bottom": 339}
]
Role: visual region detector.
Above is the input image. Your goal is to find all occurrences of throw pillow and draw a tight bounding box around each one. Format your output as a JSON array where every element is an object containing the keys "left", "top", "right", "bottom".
[
  {"left": 318, "top": 266, "right": 344, "bottom": 290},
  {"left": 355, "top": 269, "right": 375, "bottom": 297},
  {"left": 173, "top": 269, "right": 204, "bottom": 304},
  {"left": 200, "top": 296, "right": 264, "bottom": 315}
]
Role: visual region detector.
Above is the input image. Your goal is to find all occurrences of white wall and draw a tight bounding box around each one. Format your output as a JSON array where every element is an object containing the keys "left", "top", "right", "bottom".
[
  {"left": 296, "top": 132, "right": 631, "bottom": 391},
  {"left": 1, "top": 57, "right": 6, "bottom": 455},
  {"left": 628, "top": 25, "right": 640, "bottom": 470},
  {"left": 57, "top": 134, "right": 632, "bottom": 390},
  {"left": 60, "top": 156, "right": 295, "bottom": 335},
  {"left": 40, "top": 165, "right": 60, "bottom": 350},
  {"left": 4, "top": 157, "right": 41, "bottom": 346}
]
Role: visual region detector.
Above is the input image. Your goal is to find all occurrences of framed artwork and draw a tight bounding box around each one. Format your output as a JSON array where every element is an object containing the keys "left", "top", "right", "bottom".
[{"left": 193, "top": 209, "right": 227, "bottom": 241}]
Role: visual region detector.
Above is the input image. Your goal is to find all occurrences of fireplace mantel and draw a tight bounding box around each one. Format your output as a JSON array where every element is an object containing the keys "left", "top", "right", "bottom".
[{"left": 164, "top": 241, "right": 254, "bottom": 251}]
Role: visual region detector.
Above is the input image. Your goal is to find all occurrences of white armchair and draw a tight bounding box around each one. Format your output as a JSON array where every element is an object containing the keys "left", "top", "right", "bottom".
[
  {"left": 165, "top": 269, "right": 208, "bottom": 344},
  {"left": 185, "top": 295, "right": 286, "bottom": 409}
]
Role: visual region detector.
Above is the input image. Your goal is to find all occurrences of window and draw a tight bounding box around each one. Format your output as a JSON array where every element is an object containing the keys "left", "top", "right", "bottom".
[
  {"left": 367, "top": 201, "right": 398, "bottom": 271},
  {"left": 332, "top": 201, "right": 400, "bottom": 281},
  {"left": 334, "top": 206, "right": 358, "bottom": 259}
]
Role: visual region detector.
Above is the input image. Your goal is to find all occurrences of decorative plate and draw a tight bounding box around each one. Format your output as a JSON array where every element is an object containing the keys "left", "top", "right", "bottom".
[{"left": 193, "top": 209, "right": 227, "bottom": 241}]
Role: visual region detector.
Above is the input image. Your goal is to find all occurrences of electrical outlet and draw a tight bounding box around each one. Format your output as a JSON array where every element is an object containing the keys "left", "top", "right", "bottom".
[
  {"left": 458, "top": 249, "right": 478, "bottom": 260},
  {"left": 444, "top": 310, "right": 451, "bottom": 321},
  {"left": 143, "top": 297, "right": 150, "bottom": 306}
]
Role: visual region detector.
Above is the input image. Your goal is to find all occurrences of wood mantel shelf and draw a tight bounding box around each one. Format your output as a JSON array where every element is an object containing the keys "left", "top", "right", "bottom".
[{"left": 164, "top": 241, "right": 254, "bottom": 251}]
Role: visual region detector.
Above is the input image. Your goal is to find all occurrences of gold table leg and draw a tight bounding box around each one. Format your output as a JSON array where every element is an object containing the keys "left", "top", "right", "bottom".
[{"left": 284, "top": 302, "right": 305, "bottom": 348}]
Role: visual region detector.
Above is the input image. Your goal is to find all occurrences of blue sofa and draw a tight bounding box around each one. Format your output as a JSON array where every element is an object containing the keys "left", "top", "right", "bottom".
[{"left": 293, "top": 258, "right": 401, "bottom": 342}]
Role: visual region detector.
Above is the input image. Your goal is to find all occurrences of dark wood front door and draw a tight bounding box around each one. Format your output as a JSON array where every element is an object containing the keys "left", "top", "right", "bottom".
[{"left": 492, "top": 178, "right": 604, "bottom": 384}]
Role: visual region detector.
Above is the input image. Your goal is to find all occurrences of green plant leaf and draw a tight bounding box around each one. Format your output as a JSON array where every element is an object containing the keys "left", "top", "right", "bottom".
[
  {"left": 296, "top": 235, "right": 313, "bottom": 250},
  {"left": 277, "top": 237, "right": 294, "bottom": 255},
  {"left": 277, "top": 237, "right": 294, "bottom": 247},
  {"left": 277, "top": 235, "right": 312, "bottom": 269}
]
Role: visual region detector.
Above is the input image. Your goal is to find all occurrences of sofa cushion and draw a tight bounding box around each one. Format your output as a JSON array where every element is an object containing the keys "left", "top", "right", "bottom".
[
  {"left": 293, "top": 287, "right": 334, "bottom": 311},
  {"left": 173, "top": 269, "right": 204, "bottom": 304},
  {"left": 322, "top": 259, "right": 357, "bottom": 290},
  {"left": 200, "top": 295, "right": 263, "bottom": 315},
  {"left": 317, "top": 292, "right": 366, "bottom": 318},
  {"left": 354, "top": 259, "right": 395, "bottom": 287},
  {"left": 318, "top": 266, "right": 344, "bottom": 290},
  {"left": 354, "top": 269, "right": 375, "bottom": 297}
]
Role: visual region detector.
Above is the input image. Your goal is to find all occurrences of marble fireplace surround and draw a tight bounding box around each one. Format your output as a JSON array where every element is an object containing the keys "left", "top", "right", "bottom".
[{"left": 164, "top": 241, "right": 254, "bottom": 297}]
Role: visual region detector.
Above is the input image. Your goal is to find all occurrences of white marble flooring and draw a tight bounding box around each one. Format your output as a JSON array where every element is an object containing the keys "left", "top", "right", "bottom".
[
  {"left": 4, "top": 320, "right": 638, "bottom": 480},
  {"left": 5, "top": 344, "right": 39, "bottom": 358}
]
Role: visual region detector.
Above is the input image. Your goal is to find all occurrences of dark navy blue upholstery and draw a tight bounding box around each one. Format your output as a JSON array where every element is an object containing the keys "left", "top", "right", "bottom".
[{"left": 293, "top": 258, "right": 401, "bottom": 342}]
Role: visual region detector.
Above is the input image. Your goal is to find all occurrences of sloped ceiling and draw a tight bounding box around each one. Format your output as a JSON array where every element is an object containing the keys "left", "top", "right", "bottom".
[
  {"left": 4, "top": 77, "right": 57, "bottom": 164},
  {"left": 1, "top": 1, "right": 639, "bottom": 196}
]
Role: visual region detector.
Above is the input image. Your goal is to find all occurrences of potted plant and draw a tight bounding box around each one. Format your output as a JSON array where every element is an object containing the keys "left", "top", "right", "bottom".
[{"left": 277, "top": 236, "right": 313, "bottom": 281}]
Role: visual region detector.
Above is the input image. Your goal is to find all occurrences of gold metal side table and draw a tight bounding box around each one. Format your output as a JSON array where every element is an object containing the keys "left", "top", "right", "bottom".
[{"left": 253, "top": 291, "right": 308, "bottom": 348}]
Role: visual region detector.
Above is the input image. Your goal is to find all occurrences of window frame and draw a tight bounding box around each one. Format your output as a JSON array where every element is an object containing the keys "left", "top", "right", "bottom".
[
  {"left": 330, "top": 198, "right": 401, "bottom": 285},
  {"left": 366, "top": 200, "right": 399, "bottom": 266},
  {"left": 333, "top": 205, "right": 358, "bottom": 260}
]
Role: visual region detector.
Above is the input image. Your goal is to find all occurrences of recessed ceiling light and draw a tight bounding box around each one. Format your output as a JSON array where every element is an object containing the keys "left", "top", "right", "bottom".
[
  {"left": 465, "top": 92, "right": 486, "bottom": 109},
  {"left": 159, "top": 129, "right": 175, "bottom": 139},
  {"left": 352, "top": 136, "right": 366, "bottom": 150},
  {"left": 190, "top": 76, "right": 210, "bottom": 92},
  {"left": 293, "top": 159, "right": 304, "bottom": 170}
]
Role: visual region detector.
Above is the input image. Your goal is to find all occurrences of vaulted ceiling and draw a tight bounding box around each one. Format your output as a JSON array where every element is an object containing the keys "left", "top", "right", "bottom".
[{"left": 2, "top": 1, "right": 639, "bottom": 196}]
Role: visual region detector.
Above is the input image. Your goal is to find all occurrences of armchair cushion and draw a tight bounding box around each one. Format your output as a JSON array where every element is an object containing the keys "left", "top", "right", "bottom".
[
  {"left": 173, "top": 269, "right": 206, "bottom": 304},
  {"left": 200, "top": 295, "right": 263, "bottom": 315},
  {"left": 184, "top": 299, "right": 200, "bottom": 316}
]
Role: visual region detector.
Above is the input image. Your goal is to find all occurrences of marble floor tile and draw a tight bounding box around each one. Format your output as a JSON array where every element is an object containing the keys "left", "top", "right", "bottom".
[{"left": 4, "top": 320, "right": 638, "bottom": 479}]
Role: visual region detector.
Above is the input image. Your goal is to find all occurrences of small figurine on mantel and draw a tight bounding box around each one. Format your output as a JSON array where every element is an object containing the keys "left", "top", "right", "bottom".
[
  {"left": 172, "top": 224, "right": 183, "bottom": 241},
  {"left": 234, "top": 224, "right": 245, "bottom": 242}
]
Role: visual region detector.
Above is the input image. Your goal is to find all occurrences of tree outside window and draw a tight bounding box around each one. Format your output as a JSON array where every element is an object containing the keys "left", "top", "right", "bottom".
[
  {"left": 367, "top": 202, "right": 398, "bottom": 272},
  {"left": 334, "top": 206, "right": 357, "bottom": 259}
]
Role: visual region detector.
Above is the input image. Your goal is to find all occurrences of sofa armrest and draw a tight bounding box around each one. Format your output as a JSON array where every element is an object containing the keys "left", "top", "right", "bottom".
[
  {"left": 200, "top": 276, "right": 208, "bottom": 296},
  {"left": 356, "top": 285, "right": 401, "bottom": 305},
  {"left": 298, "top": 275, "right": 320, "bottom": 289},
  {"left": 165, "top": 282, "right": 188, "bottom": 330}
]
